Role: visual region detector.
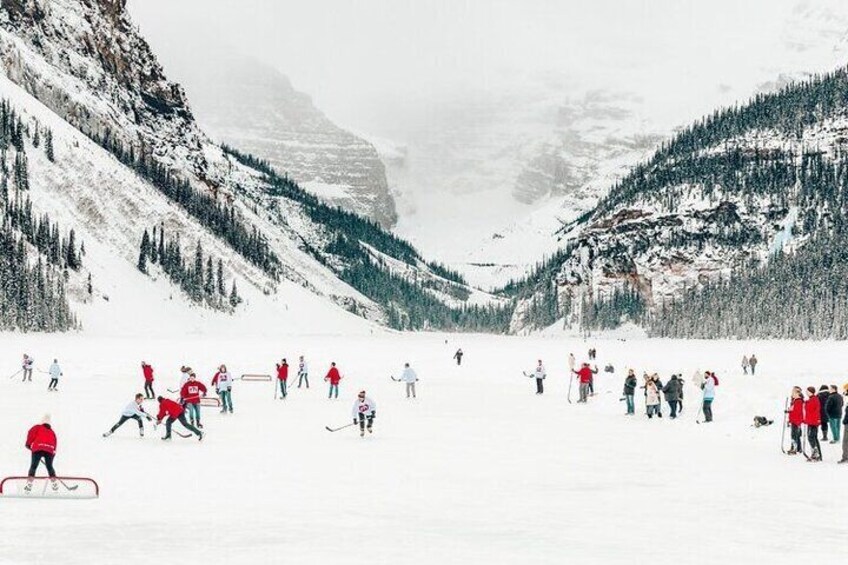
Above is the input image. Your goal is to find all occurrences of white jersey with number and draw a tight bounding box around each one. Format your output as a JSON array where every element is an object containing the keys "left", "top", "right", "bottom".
[{"left": 351, "top": 397, "right": 376, "bottom": 419}]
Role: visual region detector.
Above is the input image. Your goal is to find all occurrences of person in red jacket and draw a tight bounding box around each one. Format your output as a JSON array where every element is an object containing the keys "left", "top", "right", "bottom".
[
  {"left": 25, "top": 414, "right": 58, "bottom": 493},
  {"left": 156, "top": 396, "right": 202, "bottom": 441},
  {"left": 325, "top": 362, "right": 342, "bottom": 399},
  {"left": 804, "top": 386, "right": 822, "bottom": 461},
  {"left": 142, "top": 361, "right": 155, "bottom": 399},
  {"left": 573, "top": 363, "right": 598, "bottom": 403},
  {"left": 180, "top": 372, "right": 207, "bottom": 429},
  {"left": 276, "top": 359, "right": 289, "bottom": 400},
  {"left": 786, "top": 386, "right": 805, "bottom": 455}
]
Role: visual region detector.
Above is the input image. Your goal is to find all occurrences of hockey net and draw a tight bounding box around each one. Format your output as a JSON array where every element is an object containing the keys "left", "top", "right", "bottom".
[
  {"left": 200, "top": 397, "right": 221, "bottom": 407},
  {"left": 0, "top": 476, "right": 99, "bottom": 499},
  {"left": 240, "top": 374, "right": 272, "bottom": 382}
]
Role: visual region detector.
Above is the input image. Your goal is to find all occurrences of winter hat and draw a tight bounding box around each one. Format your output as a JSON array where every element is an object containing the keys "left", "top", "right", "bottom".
[{"left": 42, "top": 413, "right": 51, "bottom": 425}]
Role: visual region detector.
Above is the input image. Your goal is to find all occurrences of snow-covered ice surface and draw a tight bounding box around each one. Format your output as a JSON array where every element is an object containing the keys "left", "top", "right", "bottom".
[{"left": 1, "top": 332, "right": 846, "bottom": 564}]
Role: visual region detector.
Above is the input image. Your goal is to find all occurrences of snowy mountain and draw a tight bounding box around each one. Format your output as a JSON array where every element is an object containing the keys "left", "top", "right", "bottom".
[
  {"left": 145, "top": 46, "right": 397, "bottom": 228},
  {"left": 509, "top": 67, "right": 848, "bottom": 337},
  {"left": 0, "top": 0, "right": 497, "bottom": 334}
]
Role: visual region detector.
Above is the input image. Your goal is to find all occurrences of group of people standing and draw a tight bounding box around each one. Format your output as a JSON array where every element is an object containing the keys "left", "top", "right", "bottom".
[{"left": 785, "top": 384, "right": 847, "bottom": 463}]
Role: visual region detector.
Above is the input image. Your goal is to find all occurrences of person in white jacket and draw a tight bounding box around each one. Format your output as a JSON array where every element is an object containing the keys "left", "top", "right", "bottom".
[
  {"left": 103, "top": 394, "right": 154, "bottom": 437},
  {"left": 351, "top": 391, "right": 377, "bottom": 437},
  {"left": 400, "top": 363, "right": 418, "bottom": 399},
  {"left": 22, "top": 354, "right": 34, "bottom": 382},
  {"left": 527, "top": 360, "right": 546, "bottom": 395},
  {"left": 47, "top": 359, "right": 62, "bottom": 391},
  {"left": 212, "top": 365, "right": 234, "bottom": 414},
  {"left": 297, "top": 356, "right": 309, "bottom": 389},
  {"left": 645, "top": 376, "right": 661, "bottom": 418}
]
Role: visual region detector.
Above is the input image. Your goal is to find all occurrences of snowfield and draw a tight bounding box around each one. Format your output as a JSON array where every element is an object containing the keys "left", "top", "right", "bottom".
[{"left": 0, "top": 332, "right": 846, "bottom": 564}]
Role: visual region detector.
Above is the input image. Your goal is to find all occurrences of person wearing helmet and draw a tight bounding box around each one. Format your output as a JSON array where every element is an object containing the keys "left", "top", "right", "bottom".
[{"left": 351, "top": 391, "right": 376, "bottom": 438}]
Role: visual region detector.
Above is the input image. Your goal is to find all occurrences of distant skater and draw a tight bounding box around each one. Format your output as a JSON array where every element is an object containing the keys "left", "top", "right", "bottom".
[
  {"left": 454, "top": 349, "right": 464, "bottom": 366},
  {"left": 400, "top": 363, "right": 418, "bottom": 398},
  {"left": 141, "top": 361, "right": 155, "bottom": 399}
]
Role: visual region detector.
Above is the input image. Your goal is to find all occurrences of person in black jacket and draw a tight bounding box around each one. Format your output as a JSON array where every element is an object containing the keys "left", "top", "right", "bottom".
[
  {"left": 825, "top": 385, "right": 843, "bottom": 444},
  {"left": 623, "top": 370, "right": 637, "bottom": 415},
  {"left": 662, "top": 375, "right": 682, "bottom": 419},
  {"left": 818, "top": 385, "right": 831, "bottom": 441}
]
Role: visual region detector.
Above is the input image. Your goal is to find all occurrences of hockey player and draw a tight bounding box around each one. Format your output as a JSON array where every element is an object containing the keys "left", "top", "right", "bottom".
[
  {"left": 325, "top": 362, "right": 342, "bottom": 399},
  {"left": 276, "top": 359, "right": 289, "bottom": 399},
  {"left": 351, "top": 390, "right": 377, "bottom": 437},
  {"left": 156, "top": 396, "right": 202, "bottom": 441},
  {"left": 142, "top": 361, "right": 155, "bottom": 399},
  {"left": 22, "top": 354, "right": 33, "bottom": 382},
  {"left": 400, "top": 363, "right": 418, "bottom": 398},
  {"left": 453, "top": 349, "right": 463, "bottom": 366},
  {"left": 297, "top": 356, "right": 309, "bottom": 389},
  {"left": 103, "top": 393, "right": 154, "bottom": 437},
  {"left": 24, "top": 415, "right": 58, "bottom": 493},
  {"left": 623, "top": 369, "right": 637, "bottom": 415},
  {"left": 47, "top": 359, "right": 62, "bottom": 391},
  {"left": 212, "top": 365, "right": 234, "bottom": 414},
  {"left": 786, "top": 386, "right": 804, "bottom": 455},
  {"left": 805, "top": 386, "right": 822, "bottom": 461},
  {"left": 573, "top": 362, "right": 598, "bottom": 403},
  {"left": 180, "top": 372, "right": 207, "bottom": 428},
  {"left": 528, "top": 360, "right": 546, "bottom": 395}
]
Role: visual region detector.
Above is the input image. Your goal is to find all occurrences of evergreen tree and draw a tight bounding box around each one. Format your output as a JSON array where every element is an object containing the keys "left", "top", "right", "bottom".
[{"left": 138, "top": 229, "right": 150, "bottom": 273}]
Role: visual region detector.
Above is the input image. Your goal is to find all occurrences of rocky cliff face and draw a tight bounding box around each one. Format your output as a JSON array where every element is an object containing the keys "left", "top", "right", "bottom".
[
  {"left": 153, "top": 50, "right": 397, "bottom": 227},
  {"left": 0, "top": 0, "right": 212, "bottom": 182}
]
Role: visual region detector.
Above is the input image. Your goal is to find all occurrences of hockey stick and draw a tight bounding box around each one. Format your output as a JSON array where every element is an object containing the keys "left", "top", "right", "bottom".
[
  {"left": 167, "top": 388, "right": 179, "bottom": 393},
  {"left": 780, "top": 397, "right": 789, "bottom": 454},
  {"left": 390, "top": 375, "right": 400, "bottom": 382},
  {"left": 57, "top": 478, "right": 79, "bottom": 491},
  {"left": 801, "top": 426, "right": 812, "bottom": 461},
  {"left": 695, "top": 398, "right": 703, "bottom": 424},
  {"left": 325, "top": 423, "right": 357, "bottom": 433},
  {"left": 567, "top": 374, "right": 574, "bottom": 404},
  {"left": 7, "top": 369, "right": 22, "bottom": 380}
]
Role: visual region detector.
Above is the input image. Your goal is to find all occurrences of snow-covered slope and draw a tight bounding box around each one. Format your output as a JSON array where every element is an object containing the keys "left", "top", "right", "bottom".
[
  {"left": 0, "top": 72, "right": 376, "bottom": 338},
  {"left": 146, "top": 45, "right": 397, "bottom": 228}
]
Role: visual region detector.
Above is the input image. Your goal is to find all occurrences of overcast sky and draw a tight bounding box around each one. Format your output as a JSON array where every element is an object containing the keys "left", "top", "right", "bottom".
[{"left": 127, "top": 0, "right": 828, "bottom": 136}]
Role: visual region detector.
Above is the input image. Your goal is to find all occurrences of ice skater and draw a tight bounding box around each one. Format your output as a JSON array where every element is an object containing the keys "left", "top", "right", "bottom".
[
  {"left": 662, "top": 375, "right": 682, "bottom": 419},
  {"left": 141, "top": 361, "right": 155, "bottom": 399},
  {"left": 453, "top": 348, "right": 463, "bottom": 366},
  {"left": 741, "top": 355, "right": 749, "bottom": 375},
  {"left": 24, "top": 415, "right": 58, "bottom": 493},
  {"left": 22, "top": 353, "right": 34, "bottom": 382},
  {"left": 325, "top": 362, "right": 342, "bottom": 399},
  {"left": 276, "top": 359, "right": 289, "bottom": 399},
  {"left": 645, "top": 377, "right": 660, "bottom": 418},
  {"left": 700, "top": 371, "right": 718, "bottom": 422},
  {"left": 749, "top": 354, "right": 758, "bottom": 375},
  {"left": 527, "top": 360, "right": 546, "bottom": 395},
  {"left": 180, "top": 372, "right": 207, "bottom": 428},
  {"left": 212, "top": 364, "right": 234, "bottom": 414},
  {"left": 400, "top": 362, "right": 418, "bottom": 398},
  {"left": 352, "top": 390, "right": 377, "bottom": 437},
  {"left": 47, "top": 359, "right": 62, "bottom": 391},
  {"left": 825, "top": 385, "right": 843, "bottom": 444},
  {"left": 103, "top": 393, "right": 154, "bottom": 437},
  {"left": 573, "top": 362, "right": 597, "bottom": 403},
  {"left": 297, "top": 356, "right": 309, "bottom": 388},
  {"left": 156, "top": 396, "right": 203, "bottom": 441}
]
